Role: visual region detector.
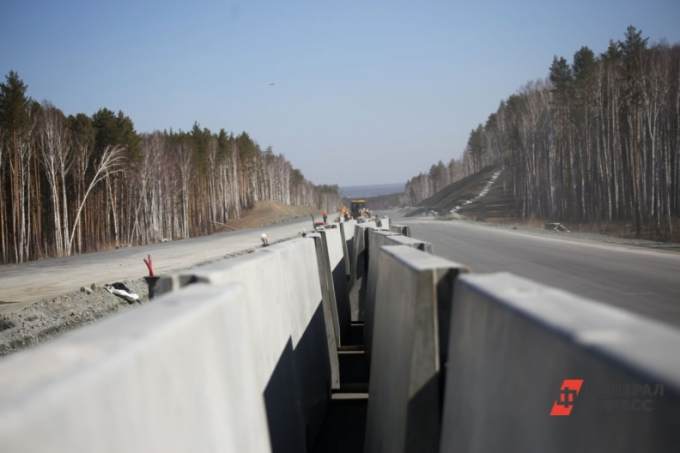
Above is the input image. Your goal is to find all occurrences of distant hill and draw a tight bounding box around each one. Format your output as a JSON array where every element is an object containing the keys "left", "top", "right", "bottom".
[
  {"left": 363, "top": 192, "right": 410, "bottom": 210},
  {"left": 340, "top": 183, "right": 405, "bottom": 199}
]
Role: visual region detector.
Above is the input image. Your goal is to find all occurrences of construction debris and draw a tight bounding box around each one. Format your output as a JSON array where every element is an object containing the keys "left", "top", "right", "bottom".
[
  {"left": 143, "top": 255, "right": 155, "bottom": 277},
  {"left": 143, "top": 255, "right": 161, "bottom": 299},
  {"left": 545, "top": 222, "right": 570, "bottom": 233},
  {"left": 104, "top": 283, "right": 140, "bottom": 304},
  {"left": 0, "top": 278, "right": 149, "bottom": 356}
]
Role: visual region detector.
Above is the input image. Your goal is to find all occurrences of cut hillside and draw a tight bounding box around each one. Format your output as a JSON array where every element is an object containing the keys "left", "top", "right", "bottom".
[
  {"left": 408, "top": 167, "right": 680, "bottom": 242},
  {"left": 221, "top": 201, "right": 318, "bottom": 230},
  {"left": 408, "top": 166, "right": 518, "bottom": 221},
  {"left": 455, "top": 169, "right": 517, "bottom": 221}
]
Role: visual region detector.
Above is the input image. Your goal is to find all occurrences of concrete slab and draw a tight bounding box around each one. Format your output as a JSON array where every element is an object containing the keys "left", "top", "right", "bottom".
[
  {"left": 390, "top": 224, "right": 411, "bottom": 236},
  {"left": 320, "top": 227, "right": 352, "bottom": 345},
  {"left": 363, "top": 230, "right": 399, "bottom": 352},
  {"left": 389, "top": 234, "right": 433, "bottom": 252},
  {"left": 340, "top": 220, "right": 357, "bottom": 278},
  {"left": 349, "top": 221, "right": 376, "bottom": 321},
  {"left": 440, "top": 273, "right": 680, "bottom": 453},
  {"left": 0, "top": 284, "right": 272, "bottom": 453},
  {"left": 156, "top": 238, "right": 330, "bottom": 449},
  {"left": 376, "top": 217, "right": 390, "bottom": 230},
  {"left": 307, "top": 232, "right": 342, "bottom": 389},
  {"left": 364, "top": 245, "right": 467, "bottom": 453},
  {"left": 363, "top": 230, "right": 433, "bottom": 357}
]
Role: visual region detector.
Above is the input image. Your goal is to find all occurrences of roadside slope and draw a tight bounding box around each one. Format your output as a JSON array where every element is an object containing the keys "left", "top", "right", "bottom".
[
  {"left": 407, "top": 165, "right": 517, "bottom": 220},
  {"left": 221, "top": 201, "right": 318, "bottom": 230}
]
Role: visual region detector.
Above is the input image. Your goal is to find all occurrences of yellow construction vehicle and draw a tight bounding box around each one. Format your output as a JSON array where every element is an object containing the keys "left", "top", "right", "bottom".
[{"left": 350, "top": 199, "right": 367, "bottom": 218}]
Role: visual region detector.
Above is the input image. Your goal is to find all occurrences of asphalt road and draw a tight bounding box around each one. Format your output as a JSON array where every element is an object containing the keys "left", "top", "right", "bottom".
[
  {"left": 404, "top": 219, "right": 680, "bottom": 327},
  {"left": 0, "top": 216, "right": 319, "bottom": 309}
]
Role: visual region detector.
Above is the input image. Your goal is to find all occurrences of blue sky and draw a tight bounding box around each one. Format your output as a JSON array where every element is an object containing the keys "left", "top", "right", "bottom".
[{"left": 1, "top": 0, "right": 679, "bottom": 185}]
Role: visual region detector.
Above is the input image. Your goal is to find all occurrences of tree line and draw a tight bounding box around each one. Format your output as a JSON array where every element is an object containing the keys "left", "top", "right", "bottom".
[
  {"left": 406, "top": 26, "right": 680, "bottom": 239},
  {"left": 0, "top": 72, "right": 340, "bottom": 264}
]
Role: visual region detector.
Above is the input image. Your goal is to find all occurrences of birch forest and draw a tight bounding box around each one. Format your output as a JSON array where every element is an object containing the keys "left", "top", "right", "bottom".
[
  {"left": 0, "top": 73, "right": 340, "bottom": 264},
  {"left": 406, "top": 27, "right": 680, "bottom": 239}
]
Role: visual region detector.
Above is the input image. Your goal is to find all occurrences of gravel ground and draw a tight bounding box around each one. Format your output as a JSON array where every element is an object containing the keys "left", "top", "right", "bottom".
[{"left": 0, "top": 278, "right": 149, "bottom": 356}]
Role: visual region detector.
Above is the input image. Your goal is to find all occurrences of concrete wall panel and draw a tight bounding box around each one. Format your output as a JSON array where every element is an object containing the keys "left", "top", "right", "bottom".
[
  {"left": 0, "top": 285, "right": 273, "bottom": 453},
  {"left": 390, "top": 224, "right": 412, "bottom": 236},
  {"left": 440, "top": 273, "right": 680, "bottom": 453},
  {"left": 349, "top": 221, "right": 376, "bottom": 321},
  {"left": 338, "top": 219, "right": 357, "bottom": 278},
  {"left": 363, "top": 230, "right": 399, "bottom": 353},
  {"left": 340, "top": 220, "right": 357, "bottom": 278},
  {"left": 364, "top": 245, "right": 467, "bottom": 453},
  {"left": 157, "top": 238, "right": 330, "bottom": 450},
  {"left": 307, "top": 232, "right": 341, "bottom": 389},
  {"left": 376, "top": 217, "right": 390, "bottom": 230},
  {"left": 364, "top": 230, "right": 434, "bottom": 357},
  {"left": 320, "top": 227, "right": 351, "bottom": 345},
  {"left": 267, "top": 239, "right": 333, "bottom": 445}
]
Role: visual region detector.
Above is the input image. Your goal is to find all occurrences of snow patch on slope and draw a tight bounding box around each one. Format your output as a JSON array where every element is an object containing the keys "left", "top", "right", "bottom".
[{"left": 450, "top": 169, "right": 503, "bottom": 214}]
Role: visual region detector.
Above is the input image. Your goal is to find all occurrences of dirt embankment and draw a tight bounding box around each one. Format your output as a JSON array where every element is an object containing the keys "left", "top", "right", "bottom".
[
  {"left": 0, "top": 279, "right": 149, "bottom": 356},
  {"left": 221, "top": 201, "right": 319, "bottom": 230},
  {"left": 407, "top": 166, "right": 514, "bottom": 219}
]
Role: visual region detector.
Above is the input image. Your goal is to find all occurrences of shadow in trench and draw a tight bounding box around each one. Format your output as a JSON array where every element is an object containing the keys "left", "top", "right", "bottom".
[
  {"left": 311, "top": 397, "right": 367, "bottom": 453},
  {"left": 293, "top": 303, "right": 333, "bottom": 446},
  {"left": 332, "top": 261, "right": 351, "bottom": 343},
  {"left": 263, "top": 338, "right": 306, "bottom": 453},
  {"left": 263, "top": 302, "right": 336, "bottom": 452}
]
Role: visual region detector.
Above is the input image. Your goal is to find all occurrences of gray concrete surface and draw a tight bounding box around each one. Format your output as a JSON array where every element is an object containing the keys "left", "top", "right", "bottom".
[
  {"left": 441, "top": 272, "right": 680, "bottom": 453},
  {"left": 376, "top": 216, "right": 390, "bottom": 230},
  {"left": 365, "top": 246, "right": 467, "bottom": 453},
  {"left": 349, "top": 221, "right": 376, "bottom": 321},
  {"left": 308, "top": 231, "right": 342, "bottom": 389},
  {"left": 155, "top": 238, "right": 331, "bottom": 450},
  {"left": 0, "top": 216, "right": 319, "bottom": 309},
  {"left": 363, "top": 230, "right": 399, "bottom": 354},
  {"left": 363, "top": 230, "right": 433, "bottom": 357},
  {"left": 321, "top": 227, "right": 351, "bottom": 346},
  {"left": 0, "top": 284, "right": 273, "bottom": 453},
  {"left": 404, "top": 219, "right": 680, "bottom": 326},
  {"left": 390, "top": 224, "right": 411, "bottom": 236},
  {"left": 339, "top": 220, "right": 356, "bottom": 278}
]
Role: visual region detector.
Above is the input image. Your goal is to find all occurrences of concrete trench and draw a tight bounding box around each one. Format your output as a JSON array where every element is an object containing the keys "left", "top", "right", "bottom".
[{"left": 2, "top": 216, "right": 680, "bottom": 453}]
